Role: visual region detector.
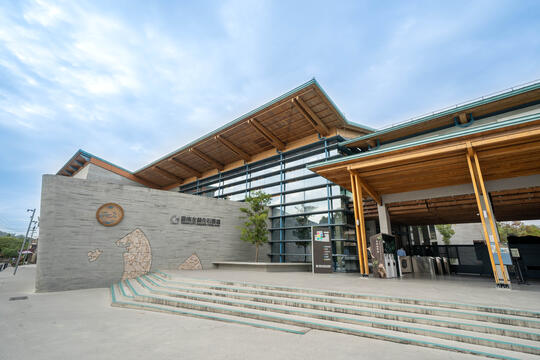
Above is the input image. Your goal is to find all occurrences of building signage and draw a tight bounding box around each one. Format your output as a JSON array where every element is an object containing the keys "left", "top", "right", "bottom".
[
  {"left": 170, "top": 215, "right": 221, "bottom": 227},
  {"left": 311, "top": 226, "right": 333, "bottom": 274},
  {"left": 96, "top": 203, "right": 124, "bottom": 227}
]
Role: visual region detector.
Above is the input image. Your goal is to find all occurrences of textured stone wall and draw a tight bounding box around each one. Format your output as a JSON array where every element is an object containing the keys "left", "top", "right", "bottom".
[
  {"left": 72, "top": 163, "right": 144, "bottom": 187},
  {"left": 37, "top": 175, "right": 266, "bottom": 292}
]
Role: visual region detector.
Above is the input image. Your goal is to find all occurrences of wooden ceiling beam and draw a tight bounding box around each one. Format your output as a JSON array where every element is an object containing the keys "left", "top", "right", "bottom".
[
  {"left": 90, "top": 157, "right": 159, "bottom": 188},
  {"left": 458, "top": 113, "right": 468, "bottom": 124},
  {"left": 355, "top": 176, "right": 382, "bottom": 205},
  {"left": 153, "top": 166, "right": 184, "bottom": 183},
  {"left": 311, "top": 85, "right": 346, "bottom": 125},
  {"left": 133, "top": 173, "right": 163, "bottom": 188},
  {"left": 248, "top": 118, "right": 286, "bottom": 151},
  {"left": 169, "top": 158, "right": 202, "bottom": 178},
  {"left": 189, "top": 148, "right": 224, "bottom": 171},
  {"left": 291, "top": 96, "right": 329, "bottom": 136},
  {"left": 366, "top": 140, "right": 377, "bottom": 148},
  {"left": 215, "top": 135, "right": 251, "bottom": 162}
]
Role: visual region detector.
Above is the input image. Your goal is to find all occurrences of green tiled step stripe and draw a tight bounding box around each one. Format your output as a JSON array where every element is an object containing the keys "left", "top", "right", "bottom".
[
  {"left": 143, "top": 274, "right": 540, "bottom": 341},
  {"left": 118, "top": 278, "right": 521, "bottom": 360},
  {"left": 147, "top": 273, "right": 540, "bottom": 329},
  {"left": 153, "top": 271, "right": 540, "bottom": 319},
  {"left": 110, "top": 284, "right": 308, "bottom": 335},
  {"left": 135, "top": 276, "right": 540, "bottom": 356},
  {"left": 153, "top": 270, "right": 171, "bottom": 279}
]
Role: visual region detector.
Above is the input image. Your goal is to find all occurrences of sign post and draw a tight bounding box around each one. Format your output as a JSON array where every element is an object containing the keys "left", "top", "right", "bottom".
[{"left": 311, "top": 226, "right": 333, "bottom": 274}]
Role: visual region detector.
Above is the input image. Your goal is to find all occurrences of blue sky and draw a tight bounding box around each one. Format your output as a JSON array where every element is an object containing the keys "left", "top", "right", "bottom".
[{"left": 0, "top": 0, "right": 539, "bottom": 234}]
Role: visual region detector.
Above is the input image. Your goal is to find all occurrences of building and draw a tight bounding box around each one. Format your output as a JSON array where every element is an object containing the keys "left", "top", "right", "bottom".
[
  {"left": 46, "top": 78, "right": 540, "bottom": 290},
  {"left": 310, "top": 80, "right": 540, "bottom": 286}
]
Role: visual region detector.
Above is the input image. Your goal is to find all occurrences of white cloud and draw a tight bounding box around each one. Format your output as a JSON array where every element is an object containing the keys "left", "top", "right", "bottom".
[{"left": 23, "top": 0, "right": 67, "bottom": 27}]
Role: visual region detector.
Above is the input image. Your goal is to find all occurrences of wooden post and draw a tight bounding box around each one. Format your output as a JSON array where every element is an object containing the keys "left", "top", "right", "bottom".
[
  {"left": 355, "top": 173, "right": 370, "bottom": 275},
  {"left": 350, "top": 171, "right": 365, "bottom": 274},
  {"left": 466, "top": 154, "right": 500, "bottom": 285},
  {"left": 472, "top": 153, "right": 510, "bottom": 285}
]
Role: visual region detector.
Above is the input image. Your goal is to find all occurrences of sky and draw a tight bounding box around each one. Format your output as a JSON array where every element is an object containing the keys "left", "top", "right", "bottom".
[{"left": 0, "top": 0, "right": 539, "bottom": 234}]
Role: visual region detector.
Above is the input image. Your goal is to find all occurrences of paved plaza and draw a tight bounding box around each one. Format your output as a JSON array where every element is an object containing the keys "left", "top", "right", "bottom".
[{"left": 2, "top": 265, "right": 540, "bottom": 360}]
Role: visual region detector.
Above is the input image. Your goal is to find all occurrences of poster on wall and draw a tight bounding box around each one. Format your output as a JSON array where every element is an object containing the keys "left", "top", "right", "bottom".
[{"left": 312, "top": 226, "right": 333, "bottom": 274}]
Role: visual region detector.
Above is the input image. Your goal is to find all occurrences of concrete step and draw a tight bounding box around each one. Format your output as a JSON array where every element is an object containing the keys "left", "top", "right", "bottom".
[
  {"left": 112, "top": 276, "right": 539, "bottom": 360},
  {"left": 110, "top": 283, "right": 309, "bottom": 335},
  {"left": 147, "top": 272, "right": 540, "bottom": 329},
  {"left": 144, "top": 273, "right": 540, "bottom": 341},
  {"left": 134, "top": 276, "right": 540, "bottom": 356},
  {"left": 154, "top": 272, "right": 540, "bottom": 318}
]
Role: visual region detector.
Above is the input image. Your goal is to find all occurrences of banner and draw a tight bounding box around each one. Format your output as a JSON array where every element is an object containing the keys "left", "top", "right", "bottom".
[{"left": 312, "top": 226, "right": 333, "bottom": 273}]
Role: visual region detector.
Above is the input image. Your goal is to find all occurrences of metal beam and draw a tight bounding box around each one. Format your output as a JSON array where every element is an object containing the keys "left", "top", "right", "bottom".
[
  {"left": 189, "top": 148, "right": 224, "bottom": 171},
  {"left": 169, "top": 157, "right": 202, "bottom": 178},
  {"left": 292, "top": 96, "right": 329, "bottom": 136},
  {"left": 153, "top": 166, "right": 184, "bottom": 183},
  {"left": 248, "top": 118, "right": 285, "bottom": 151},
  {"left": 215, "top": 135, "right": 251, "bottom": 162}
]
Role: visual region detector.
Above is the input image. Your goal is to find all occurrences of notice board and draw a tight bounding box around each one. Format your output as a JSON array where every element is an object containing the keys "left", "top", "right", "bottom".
[{"left": 312, "top": 226, "right": 333, "bottom": 273}]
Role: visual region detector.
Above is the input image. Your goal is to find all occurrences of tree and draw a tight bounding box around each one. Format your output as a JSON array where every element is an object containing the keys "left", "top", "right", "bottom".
[
  {"left": 0, "top": 235, "right": 29, "bottom": 259},
  {"left": 239, "top": 191, "right": 272, "bottom": 262},
  {"left": 435, "top": 224, "right": 455, "bottom": 245},
  {"left": 497, "top": 221, "right": 540, "bottom": 242}
]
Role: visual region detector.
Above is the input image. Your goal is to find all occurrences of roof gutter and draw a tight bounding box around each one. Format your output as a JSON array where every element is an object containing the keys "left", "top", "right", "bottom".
[
  {"left": 308, "top": 111, "right": 540, "bottom": 170},
  {"left": 340, "top": 79, "right": 540, "bottom": 147}
]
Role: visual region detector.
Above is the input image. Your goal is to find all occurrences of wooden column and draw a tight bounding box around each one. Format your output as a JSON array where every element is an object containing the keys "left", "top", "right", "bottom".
[
  {"left": 355, "top": 173, "right": 370, "bottom": 275},
  {"left": 466, "top": 154, "right": 499, "bottom": 285},
  {"left": 466, "top": 148, "right": 509, "bottom": 286},
  {"left": 349, "top": 171, "right": 367, "bottom": 275},
  {"left": 472, "top": 152, "right": 509, "bottom": 285}
]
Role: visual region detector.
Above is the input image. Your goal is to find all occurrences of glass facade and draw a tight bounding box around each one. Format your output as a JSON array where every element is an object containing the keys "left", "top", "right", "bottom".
[{"left": 179, "top": 136, "right": 359, "bottom": 272}]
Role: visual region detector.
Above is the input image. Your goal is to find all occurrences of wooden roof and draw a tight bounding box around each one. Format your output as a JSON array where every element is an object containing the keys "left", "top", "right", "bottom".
[
  {"left": 384, "top": 187, "right": 540, "bottom": 225},
  {"left": 354, "top": 188, "right": 540, "bottom": 225},
  {"left": 312, "top": 114, "right": 540, "bottom": 193},
  {"left": 342, "top": 81, "right": 540, "bottom": 150},
  {"left": 132, "top": 79, "right": 372, "bottom": 188},
  {"left": 56, "top": 150, "right": 91, "bottom": 177},
  {"left": 56, "top": 150, "right": 156, "bottom": 187}
]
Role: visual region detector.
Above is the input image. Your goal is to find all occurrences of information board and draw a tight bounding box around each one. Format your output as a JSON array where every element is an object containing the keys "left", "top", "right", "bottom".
[{"left": 312, "top": 226, "right": 333, "bottom": 274}]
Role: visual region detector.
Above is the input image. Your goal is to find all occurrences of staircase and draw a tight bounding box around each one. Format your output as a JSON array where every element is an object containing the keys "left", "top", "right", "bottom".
[{"left": 110, "top": 271, "right": 540, "bottom": 359}]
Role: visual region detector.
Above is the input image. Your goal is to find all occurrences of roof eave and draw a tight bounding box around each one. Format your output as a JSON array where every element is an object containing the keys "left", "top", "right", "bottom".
[
  {"left": 309, "top": 111, "right": 540, "bottom": 171},
  {"left": 134, "top": 78, "right": 373, "bottom": 174},
  {"left": 340, "top": 79, "right": 540, "bottom": 148}
]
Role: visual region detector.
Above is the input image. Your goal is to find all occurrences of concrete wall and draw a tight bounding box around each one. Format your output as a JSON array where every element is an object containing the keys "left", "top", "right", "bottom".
[
  {"left": 73, "top": 163, "right": 144, "bottom": 187},
  {"left": 37, "top": 175, "right": 265, "bottom": 292}
]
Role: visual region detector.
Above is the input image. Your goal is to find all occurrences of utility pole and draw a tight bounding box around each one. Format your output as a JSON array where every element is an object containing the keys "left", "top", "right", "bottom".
[
  {"left": 23, "top": 219, "right": 39, "bottom": 264},
  {"left": 13, "top": 209, "right": 36, "bottom": 275}
]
